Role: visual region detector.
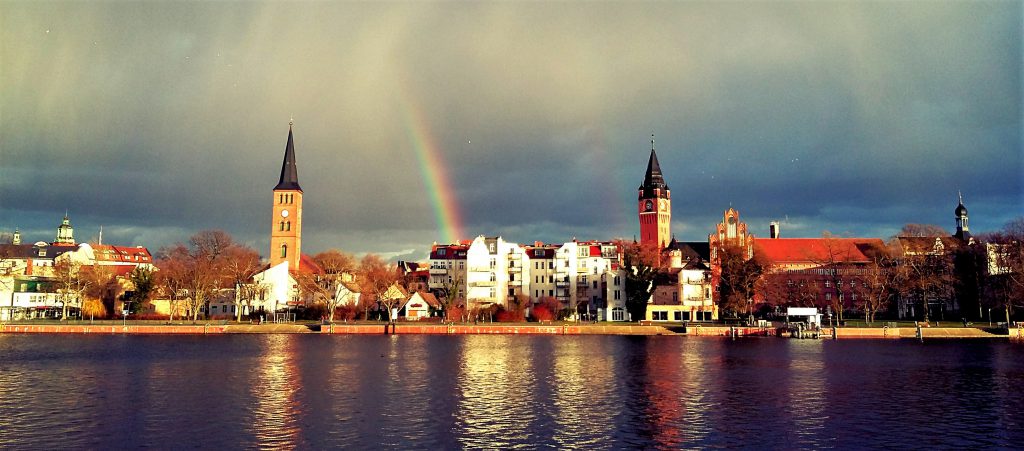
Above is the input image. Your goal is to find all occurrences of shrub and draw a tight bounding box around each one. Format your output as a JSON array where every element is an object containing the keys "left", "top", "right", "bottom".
[
  {"left": 446, "top": 305, "right": 466, "bottom": 322},
  {"left": 496, "top": 306, "right": 525, "bottom": 322},
  {"left": 531, "top": 305, "right": 555, "bottom": 322}
]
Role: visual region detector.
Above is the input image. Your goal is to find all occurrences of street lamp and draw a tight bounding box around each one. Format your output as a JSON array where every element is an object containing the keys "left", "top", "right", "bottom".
[{"left": 988, "top": 308, "right": 992, "bottom": 327}]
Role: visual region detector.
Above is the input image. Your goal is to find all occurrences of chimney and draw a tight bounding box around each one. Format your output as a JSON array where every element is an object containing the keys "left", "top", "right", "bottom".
[{"left": 770, "top": 221, "right": 780, "bottom": 239}]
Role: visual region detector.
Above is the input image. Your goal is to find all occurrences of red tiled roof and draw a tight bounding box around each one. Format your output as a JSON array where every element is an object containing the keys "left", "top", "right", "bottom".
[
  {"left": 292, "top": 254, "right": 324, "bottom": 275},
  {"left": 408, "top": 292, "right": 441, "bottom": 308},
  {"left": 754, "top": 238, "right": 883, "bottom": 264}
]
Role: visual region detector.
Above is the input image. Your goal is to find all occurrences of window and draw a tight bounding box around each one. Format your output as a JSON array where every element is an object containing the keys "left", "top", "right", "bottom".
[
  {"left": 490, "top": 273, "right": 496, "bottom": 282},
  {"left": 652, "top": 311, "right": 668, "bottom": 321},
  {"left": 674, "top": 311, "right": 682, "bottom": 321},
  {"left": 614, "top": 290, "right": 620, "bottom": 300},
  {"left": 581, "top": 275, "right": 588, "bottom": 284},
  {"left": 280, "top": 244, "right": 287, "bottom": 258},
  {"left": 825, "top": 280, "right": 831, "bottom": 288},
  {"left": 285, "top": 221, "right": 291, "bottom": 231},
  {"left": 439, "top": 249, "right": 446, "bottom": 257},
  {"left": 612, "top": 308, "right": 625, "bottom": 321},
  {"left": 825, "top": 293, "right": 832, "bottom": 301},
  {"left": 549, "top": 290, "right": 554, "bottom": 297},
  {"left": 593, "top": 281, "right": 598, "bottom": 289}
]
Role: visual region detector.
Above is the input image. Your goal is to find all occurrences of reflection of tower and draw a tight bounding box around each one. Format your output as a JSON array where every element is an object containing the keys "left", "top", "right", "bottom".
[
  {"left": 55, "top": 214, "right": 75, "bottom": 245},
  {"left": 953, "top": 192, "right": 971, "bottom": 242},
  {"left": 12, "top": 228, "right": 21, "bottom": 245},
  {"left": 638, "top": 135, "right": 671, "bottom": 249},
  {"left": 270, "top": 121, "right": 303, "bottom": 270}
]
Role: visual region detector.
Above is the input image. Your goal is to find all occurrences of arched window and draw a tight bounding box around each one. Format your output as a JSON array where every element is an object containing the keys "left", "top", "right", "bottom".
[
  {"left": 279, "top": 221, "right": 285, "bottom": 231},
  {"left": 285, "top": 221, "right": 291, "bottom": 231},
  {"left": 280, "top": 244, "right": 287, "bottom": 258}
]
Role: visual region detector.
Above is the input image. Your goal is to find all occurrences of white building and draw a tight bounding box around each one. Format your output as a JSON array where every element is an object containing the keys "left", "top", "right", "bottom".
[{"left": 428, "top": 236, "right": 627, "bottom": 321}]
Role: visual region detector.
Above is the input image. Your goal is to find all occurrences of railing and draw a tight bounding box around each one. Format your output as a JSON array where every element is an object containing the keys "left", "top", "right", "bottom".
[
  {"left": 470, "top": 280, "right": 496, "bottom": 287},
  {"left": 555, "top": 280, "right": 570, "bottom": 288},
  {"left": 507, "top": 266, "right": 522, "bottom": 272},
  {"left": 429, "top": 268, "right": 448, "bottom": 274}
]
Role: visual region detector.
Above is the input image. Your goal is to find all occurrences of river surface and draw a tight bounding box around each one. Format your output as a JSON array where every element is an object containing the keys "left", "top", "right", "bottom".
[{"left": 0, "top": 334, "right": 1021, "bottom": 449}]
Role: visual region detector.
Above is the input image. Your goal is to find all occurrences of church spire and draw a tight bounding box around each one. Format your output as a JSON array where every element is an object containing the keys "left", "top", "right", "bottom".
[{"left": 274, "top": 122, "right": 302, "bottom": 191}]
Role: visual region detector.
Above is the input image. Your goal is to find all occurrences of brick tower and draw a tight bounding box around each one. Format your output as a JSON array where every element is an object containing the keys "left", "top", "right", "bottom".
[
  {"left": 270, "top": 121, "right": 303, "bottom": 270},
  {"left": 638, "top": 135, "right": 671, "bottom": 249}
]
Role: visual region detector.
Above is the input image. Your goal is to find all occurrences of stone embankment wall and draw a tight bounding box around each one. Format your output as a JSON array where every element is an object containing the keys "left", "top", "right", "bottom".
[
  {"left": 321, "top": 324, "right": 680, "bottom": 335},
  {"left": 1, "top": 324, "right": 226, "bottom": 334}
]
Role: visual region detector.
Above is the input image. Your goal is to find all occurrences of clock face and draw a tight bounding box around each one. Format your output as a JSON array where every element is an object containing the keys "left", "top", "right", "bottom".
[
  {"left": 281, "top": 209, "right": 290, "bottom": 218},
  {"left": 644, "top": 200, "right": 653, "bottom": 212}
]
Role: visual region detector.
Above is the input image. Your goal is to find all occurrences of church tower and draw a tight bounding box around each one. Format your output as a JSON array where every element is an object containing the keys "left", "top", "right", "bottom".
[
  {"left": 953, "top": 191, "right": 971, "bottom": 242},
  {"left": 270, "top": 121, "right": 303, "bottom": 270},
  {"left": 638, "top": 135, "right": 671, "bottom": 249},
  {"left": 55, "top": 214, "right": 75, "bottom": 245}
]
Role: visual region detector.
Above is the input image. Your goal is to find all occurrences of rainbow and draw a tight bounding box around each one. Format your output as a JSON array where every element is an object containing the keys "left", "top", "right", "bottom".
[{"left": 400, "top": 97, "right": 465, "bottom": 244}]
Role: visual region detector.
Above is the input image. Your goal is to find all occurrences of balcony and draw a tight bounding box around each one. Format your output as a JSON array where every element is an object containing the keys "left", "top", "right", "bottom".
[
  {"left": 470, "top": 280, "right": 496, "bottom": 287},
  {"left": 429, "top": 268, "right": 448, "bottom": 275},
  {"left": 508, "top": 280, "right": 522, "bottom": 286},
  {"left": 555, "top": 280, "right": 570, "bottom": 288},
  {"left": 469, "top": 266, "right": 492, "bottom": 272},
  {"left": 507, "top": 266, "right": 522, "bottom": 273}
]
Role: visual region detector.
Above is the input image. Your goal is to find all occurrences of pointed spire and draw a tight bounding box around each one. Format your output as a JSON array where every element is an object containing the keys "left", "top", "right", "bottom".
[
  {"left": 640, "top": 134, "right": 668, "bottom": 192},
  {"left": 274, "top": 121, "right": 302, "bottom": 191}
]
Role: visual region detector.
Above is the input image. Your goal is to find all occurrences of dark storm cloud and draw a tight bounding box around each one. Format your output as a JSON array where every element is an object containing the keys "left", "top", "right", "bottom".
[{"left": 1, "top": 2, "right": 1019, "bottom": 259}]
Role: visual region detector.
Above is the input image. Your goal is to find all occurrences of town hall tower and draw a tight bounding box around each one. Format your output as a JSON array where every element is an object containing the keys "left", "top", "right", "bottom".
[{"left": 638, "top": 136, "right": 671, "bottom": 249}]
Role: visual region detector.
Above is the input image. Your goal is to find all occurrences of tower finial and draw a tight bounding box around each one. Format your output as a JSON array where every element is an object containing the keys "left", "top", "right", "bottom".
[
  {"left": 289, "top": 115, "right": 293, "bottom": 127},
  {"left": 651, "top": 133, "right": 655, "bottom": 151},
  {"left": 958, "top": 190, "right": 963, "bottom": 204}
]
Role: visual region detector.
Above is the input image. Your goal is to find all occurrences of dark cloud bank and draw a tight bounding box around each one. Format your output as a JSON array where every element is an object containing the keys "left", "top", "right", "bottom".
[{"left": 1, "top": 2, "right": 1020, "bottom": 259}]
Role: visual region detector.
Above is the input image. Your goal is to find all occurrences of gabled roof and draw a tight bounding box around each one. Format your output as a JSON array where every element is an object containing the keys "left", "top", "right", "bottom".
[
  {"left": 754, "top": 238, "right": 882, "bottom": 264},
  {"left": 406, "top": 292, "right": 441, "bottom": 308},
  {"left": 274, "top": 124, "right": 302, "bottom": 191},
  {"left": 294, "top": 254, "right": 324, "bottom": 274},
  {"left": 896, "top": 236, "right": 963, "bottom": 255},
  {"left": 0, "top": 243, "right": 78, "bottom": 260},
  {"left": 430, "top": 244, "right": 469, "bottom": 259},
  {"left": 667, "top": 240, "right": 710, "bottom": 261}
]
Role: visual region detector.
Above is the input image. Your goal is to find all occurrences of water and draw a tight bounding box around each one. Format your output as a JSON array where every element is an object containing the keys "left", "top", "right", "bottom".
[{"left": 0, "top": 334, "right": 1021, "bottom": 449}]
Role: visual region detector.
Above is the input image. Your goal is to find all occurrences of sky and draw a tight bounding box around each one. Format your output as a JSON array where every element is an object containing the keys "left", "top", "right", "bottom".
[{"left": 1, "top": 1, "right": 1021, "bottom": 262}]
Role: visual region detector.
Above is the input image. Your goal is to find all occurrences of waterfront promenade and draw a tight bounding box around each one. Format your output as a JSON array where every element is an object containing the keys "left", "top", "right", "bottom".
[{"left": 1, "top": 320, "right": 1019, "bottom": 339}]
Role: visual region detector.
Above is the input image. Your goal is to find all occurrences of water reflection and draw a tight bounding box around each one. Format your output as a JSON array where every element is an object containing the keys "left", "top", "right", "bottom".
[
  {"left": 786, "top": 340, "right": 827, "bottom": 447},
  {"left": 455, "top": 335, "right": 535, "bottom": 448},
  {"left": 1, "top": 336, "right": 1022, "bottom": 449},
  {"left": 250, "top": 334, "right": 301, "bottom": 449}
]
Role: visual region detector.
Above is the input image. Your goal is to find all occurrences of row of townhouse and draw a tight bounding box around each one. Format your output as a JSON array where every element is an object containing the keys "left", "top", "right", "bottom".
[
  {"left": 427, "top": 236, "right": 629, "bottom": 321},
  {"left": 1, "top": 240, "right": 154, "bottom": 320}
]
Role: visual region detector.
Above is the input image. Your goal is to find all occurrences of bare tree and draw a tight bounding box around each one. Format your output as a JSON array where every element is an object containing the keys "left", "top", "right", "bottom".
[
  {"left": 357, "top": 254, "right": 402, "bottom": 322},
  {"left": 716, "top": 243, "right": 763, "bottom": 319},
  {"left": 437, "top": 275, "right": 464, "bottom": 321},
  {"left": 988, "top": 217, "right": 1024, "bottom": 325},
  {"left": 53, "top": 259, "right": 91, "bottom": 320},
  {"left": 899, "top": 224, "right": 949, "bottom": 238}
]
